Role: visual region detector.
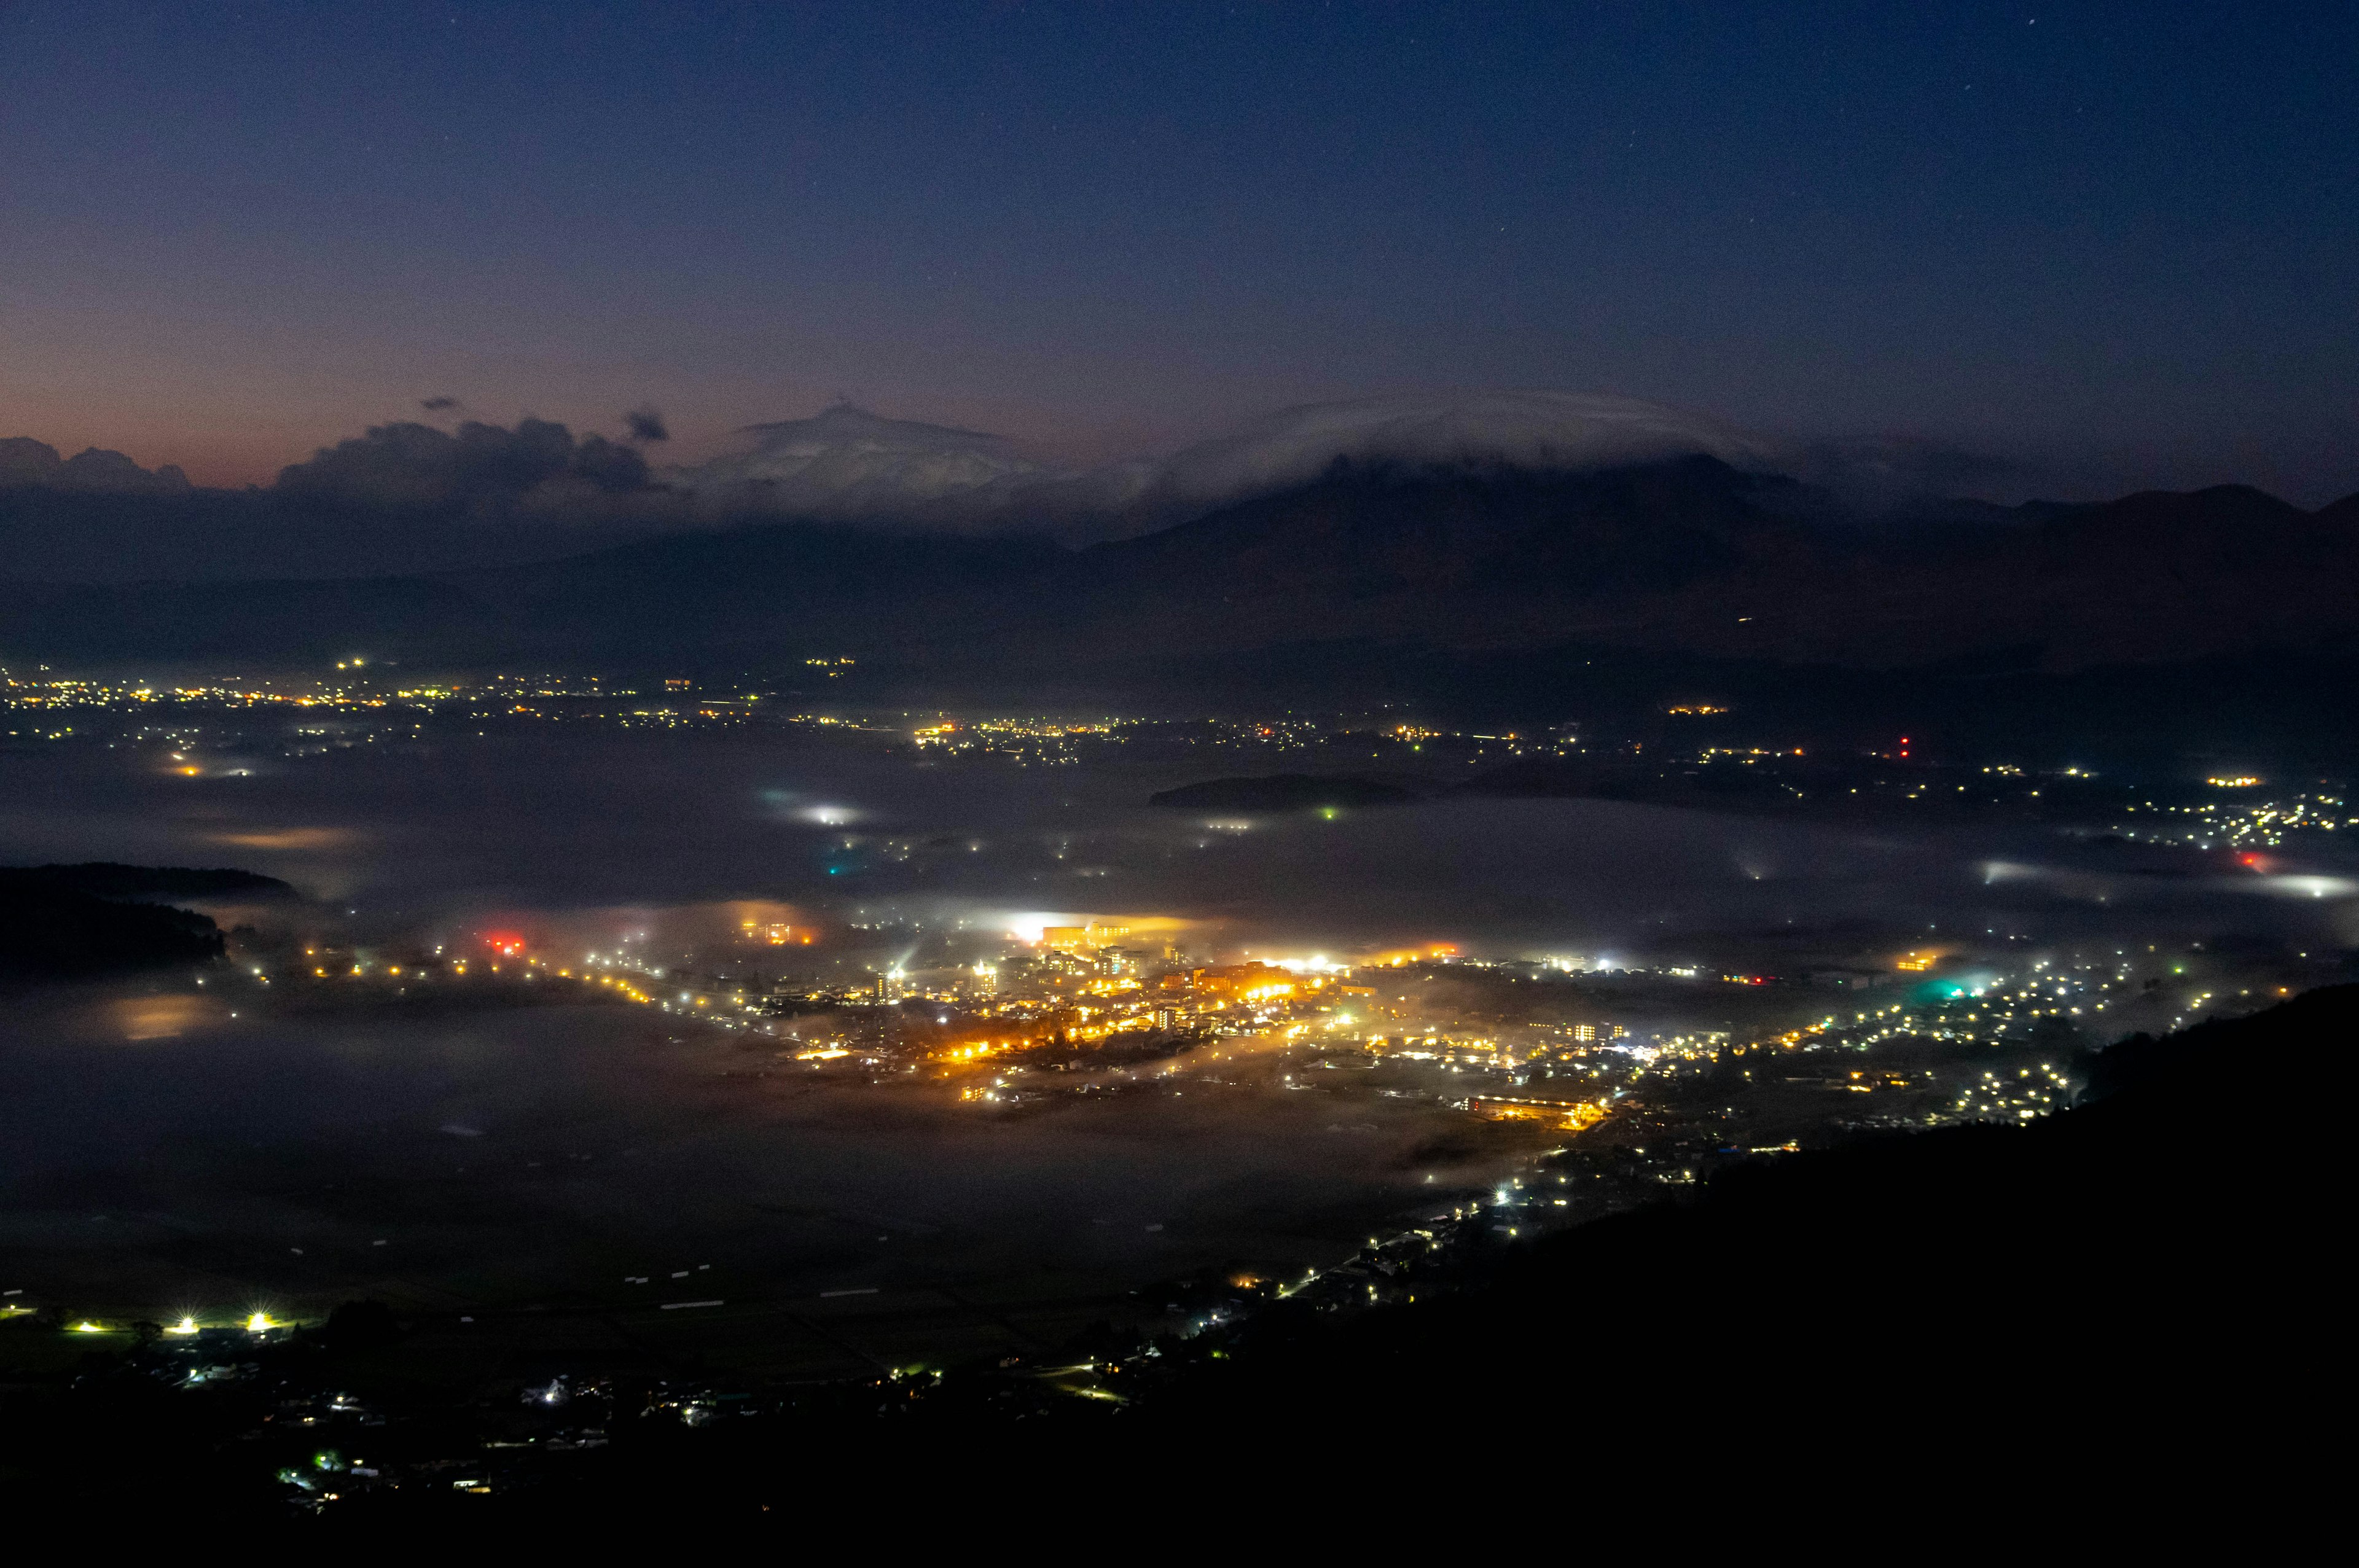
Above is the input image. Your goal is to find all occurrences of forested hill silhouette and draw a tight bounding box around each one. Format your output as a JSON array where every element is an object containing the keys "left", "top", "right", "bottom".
[{"left": 0, "top": 864, "right": 289, "bottom": 977}]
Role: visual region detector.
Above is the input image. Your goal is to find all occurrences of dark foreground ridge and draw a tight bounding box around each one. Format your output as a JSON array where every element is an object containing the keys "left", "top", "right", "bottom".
[
  {"left": 4, "top": 985, "right": 2341, "bottom": 1519},
  {"left": 0, "top": 863, "right": 290, "bottom": 977}
]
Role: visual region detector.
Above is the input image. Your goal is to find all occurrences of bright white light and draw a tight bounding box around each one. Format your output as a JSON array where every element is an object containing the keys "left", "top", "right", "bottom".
[
  {"left": 998, "top": 912, "right": 1076, "bottom": 943},
  {"left": 2253, "top": 874, "right": 2354, "bottom": 899}
]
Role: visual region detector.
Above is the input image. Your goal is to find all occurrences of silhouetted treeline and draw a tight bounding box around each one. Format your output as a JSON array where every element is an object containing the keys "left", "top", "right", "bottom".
[{"left": 0, "top": 863, "right": 286, "bottom": 977}]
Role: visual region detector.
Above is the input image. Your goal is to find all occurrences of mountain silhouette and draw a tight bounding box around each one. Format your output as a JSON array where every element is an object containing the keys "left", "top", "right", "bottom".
[{"left": 3, "top": 458, "right": 2353, "bottom": 752}]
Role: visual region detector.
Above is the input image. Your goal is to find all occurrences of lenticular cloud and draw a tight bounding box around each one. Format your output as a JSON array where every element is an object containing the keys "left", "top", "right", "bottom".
[
  {"left": 1127, "top": 391, "right": 1768, "bottom": 520},
  {"left": 675, "top": 404, "right": 1057, "bottom": 517},
  {"left": 667, "top": 390, "right": 1772, "bottom": 535}
]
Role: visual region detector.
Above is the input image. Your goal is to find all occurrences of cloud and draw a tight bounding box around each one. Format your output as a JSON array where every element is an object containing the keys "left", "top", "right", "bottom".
[
  {"left": 666, "top": 403, "right": 1066, "bottom": 527},
  {"left": 663, "top": 390, "right": 1773, "bottom": 536},
  {"left": 1113, "top": 391, "right": 1770, "bottom": 526},
  {"left": 6, "top": 391, "right": 2012, "bottom": 550},
  {"left": 0, "top": 391, "right": 2051, "bottom": 587},
  {"left": 0, "top": 437, "right": 65, "bottom": 487},
  {"left": 0, "top": 436, "right": 190, "bottom": 494},
  {"left": 419, "top": 396, "right": 462, "bottom": 413},
  {"left": 274, "top": 417, "right": 653, "bottom": 513}
]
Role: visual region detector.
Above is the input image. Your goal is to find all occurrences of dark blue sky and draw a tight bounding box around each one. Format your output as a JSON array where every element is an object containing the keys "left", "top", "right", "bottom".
[{"left": 2, "top": 1, "right": 2352, "bottom": 499}]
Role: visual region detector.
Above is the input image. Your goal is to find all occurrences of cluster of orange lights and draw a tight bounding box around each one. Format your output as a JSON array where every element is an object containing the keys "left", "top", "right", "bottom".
[
  {"left": 943, "top": 1042, "right": 1007, "bottom": 1061},
  {"left": 1356, "top": 943, "right": 1458, "bottom": 969},
  {"left": 1473, "top": 1097, "right": 1611, "bottom": 1133}
]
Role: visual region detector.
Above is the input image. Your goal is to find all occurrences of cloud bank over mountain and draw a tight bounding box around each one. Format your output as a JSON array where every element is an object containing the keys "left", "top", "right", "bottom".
[
  {"left": 1109, "top": 392, "right": 1770, "bottom": 526},
  {"left": 2, "top": 390, "right": 1968, "bottom": 537},
  {"left": 662, "top": 391, "right": 1774, "bottom": 535},
  {"left": 0, "top": 390, "right": 2041, "bottom": 582},
  {"left": 0, "top": 416, "right": 674, "bottom": 584},
  {"left": 275, "top": 418, "right": 652, "bottom": 514}
]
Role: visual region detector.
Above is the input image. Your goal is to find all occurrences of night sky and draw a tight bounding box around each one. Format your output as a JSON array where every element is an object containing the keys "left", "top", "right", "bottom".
[{"left": 2, "top": 2, "right": 2352, "bottom": 500}]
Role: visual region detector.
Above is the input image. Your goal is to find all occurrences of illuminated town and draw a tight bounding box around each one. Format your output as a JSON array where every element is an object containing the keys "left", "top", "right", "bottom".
[
  {"left": 10, "top": 659, "right": 2355, "bottom": 849},
  {"left": 6, "top": 0, "right": 2353, "bottom": 1523},
  {"left": 9, "top": 876, "right": 2337, "bottom": 1508},
  {"left": 15, "top": 634, "right": 2345, "bottom": 1507}
]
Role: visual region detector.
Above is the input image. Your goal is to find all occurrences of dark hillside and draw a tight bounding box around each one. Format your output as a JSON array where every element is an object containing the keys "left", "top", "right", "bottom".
[
  {"left": 1093, "top": 455, "right": 1821, "bottom": 601},
  {"left": 1126, "top": 986, "right": 2350, "bottom": 1443},
  {"left": 6, "top": 988, "right": 2342, "bottom": 1518},
  {"left": 7, "top": 863, "right": 293, "bottom": 901},
  {"left": 0, "top": 864, "right": 284, "bottom": 977},
  {"left": 448, "top": 519, "right": 1070, "bottom": 661}
]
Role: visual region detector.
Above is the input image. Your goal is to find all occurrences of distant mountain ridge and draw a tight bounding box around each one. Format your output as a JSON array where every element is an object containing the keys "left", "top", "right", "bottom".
[{"left": 2, "top": 456, "right": 2353, "bottom": 722}]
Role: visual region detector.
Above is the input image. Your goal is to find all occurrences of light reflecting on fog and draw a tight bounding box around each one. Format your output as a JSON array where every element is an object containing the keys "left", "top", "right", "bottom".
[{"left": 1, "top": 725, "right": 2350, "bottom": 1314}]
